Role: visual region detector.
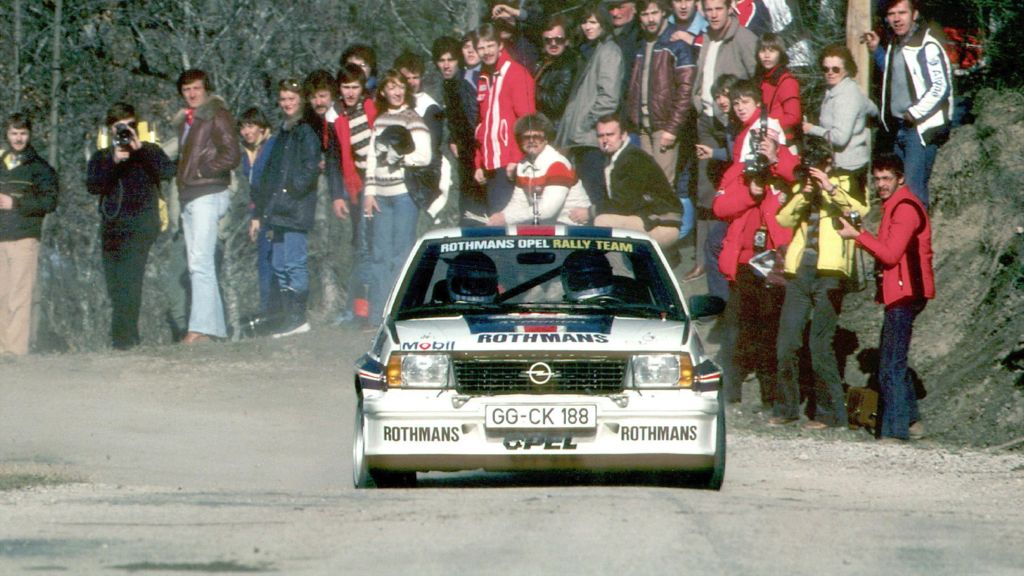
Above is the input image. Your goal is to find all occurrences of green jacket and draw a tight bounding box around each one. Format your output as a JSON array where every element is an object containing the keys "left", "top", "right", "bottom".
[{"left": 776, "top": 173, "right": 869, "bottom": 277}]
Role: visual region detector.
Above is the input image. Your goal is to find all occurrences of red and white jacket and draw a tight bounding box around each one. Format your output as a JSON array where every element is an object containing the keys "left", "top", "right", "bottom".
[
  {"left": 475, "top": 50, "right": 536, "bottom": 171},
  {"left": 502, "top": 145, "right": 590, "bottom": 225}
]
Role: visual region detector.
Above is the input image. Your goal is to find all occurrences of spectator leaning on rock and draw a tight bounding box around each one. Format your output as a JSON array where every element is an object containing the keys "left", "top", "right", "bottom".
[
  {"left": 837, "top": 153, "right": 934, "bottom": 442},
  {"left": 0, "top": 113, "right": 58, "bottom": 357},
  {"left": 87, "top": 102, "right": 176, "bottom": 350},
  {"left": 863, "top": 0, "right": 952, "bottom": 210},
  {"left": 173, "top": 69, "right": 241, "bottom": 344}
]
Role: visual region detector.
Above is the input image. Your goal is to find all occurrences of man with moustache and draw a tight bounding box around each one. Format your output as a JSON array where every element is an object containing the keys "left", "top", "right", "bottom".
[{"left": 0, "top": 113, "right": 58, "bottom": 357}]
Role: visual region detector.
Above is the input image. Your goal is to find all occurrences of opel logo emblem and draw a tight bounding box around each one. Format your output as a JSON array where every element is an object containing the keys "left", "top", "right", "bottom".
[{"left": 526, "top": 362, "right": 553, "bottom": 385}]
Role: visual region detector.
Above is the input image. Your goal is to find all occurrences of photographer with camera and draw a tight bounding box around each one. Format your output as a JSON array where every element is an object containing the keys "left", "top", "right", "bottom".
[
  {"left": 837, "top": 153, "right": 933, "bottom": 442},
  {"left": 87, "top": 103, "right": 176, "bottom": 350},
  {"left": 770, "top": 138, "right": 870, "bottom": 428},
  {"left": 712, "top": 79, "right": 797, "bottom": 404}
]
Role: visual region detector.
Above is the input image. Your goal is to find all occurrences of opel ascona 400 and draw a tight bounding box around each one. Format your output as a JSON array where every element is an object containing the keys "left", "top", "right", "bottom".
[{"left": 353, "top": 226, "right": 725, "bottom": 489}]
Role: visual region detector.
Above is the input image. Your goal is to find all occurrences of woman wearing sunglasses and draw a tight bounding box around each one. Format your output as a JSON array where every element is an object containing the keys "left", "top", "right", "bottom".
[{"left": 802, "top": 44, "right": 879, "bottom": 198}]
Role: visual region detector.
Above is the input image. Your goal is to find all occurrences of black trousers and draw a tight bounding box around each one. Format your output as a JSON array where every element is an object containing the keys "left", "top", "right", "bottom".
[
  {"left": 102, "top": 226, "right": 157, "bottom": 349},
  {"left": 718, "top": 265, "right": 785, "bottom": 403}
]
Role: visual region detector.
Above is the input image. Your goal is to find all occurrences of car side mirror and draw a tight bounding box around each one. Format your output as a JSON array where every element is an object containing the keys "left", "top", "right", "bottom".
[{"left": 688, "top": 295, "right": 726, "bottom": 319}]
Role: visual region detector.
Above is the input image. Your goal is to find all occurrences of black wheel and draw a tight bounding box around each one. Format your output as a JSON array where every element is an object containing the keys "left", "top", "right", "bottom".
[
  {"left": 703, "top": 396, "right": 727, "bottom": 490},
  {"left": 369, "top": 469, "right": 417, "bottom": 488},
  {"left": 352, "top": 402, "right": 372, "bottom": 488}
]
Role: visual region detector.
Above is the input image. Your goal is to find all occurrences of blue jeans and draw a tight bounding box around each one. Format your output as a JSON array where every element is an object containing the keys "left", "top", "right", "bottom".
[
  {"left": 270, "top": 228, "right": 309, "bottom": 295},
  {"left": 878, "top": 299, "right": 926, "bottom": 439},
  {"left": 369, "top": 193, "right": 419, "bottom": 323},
  {"left": 704, "top": 219, "right": 729, "bottom": 302},
  {"left": 894, "top": 124, "right": 940, "bottom": 210},
  {"left": 678, "top": 197, "right": 696, "bottom": 240},
  {"left": 181, "top": 190, "right": 229, "bottom": 337},
  {"left": 257, "top": 228, "right": 275, "bottom": 314},
  {"left": 346, "top": 209, "right": 373, "bottom": 314}
]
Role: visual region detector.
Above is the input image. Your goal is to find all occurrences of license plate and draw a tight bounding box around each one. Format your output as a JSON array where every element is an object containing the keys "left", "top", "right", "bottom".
[{"left": 485, "top": 405, "right": 596, "bottom": 430}]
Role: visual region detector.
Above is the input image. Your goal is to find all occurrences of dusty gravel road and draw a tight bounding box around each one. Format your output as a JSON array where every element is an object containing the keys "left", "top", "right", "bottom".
[{"left": 2, "top": 327, "right": 1023, "bottom": 575}]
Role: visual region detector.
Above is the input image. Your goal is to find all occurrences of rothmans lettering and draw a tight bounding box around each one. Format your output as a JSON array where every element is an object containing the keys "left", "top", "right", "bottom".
[
  {"left": 478, "top": 333, "right": 609, "bottom": 343},
  {"left": 439, "top": 239, "right": 515, "bottom": 253},
  {"left": 383, "top": 426, "right": 461, "bottom": 442},
  {"left": 620, "top": 425, "right": 698, "bottom": 442}
]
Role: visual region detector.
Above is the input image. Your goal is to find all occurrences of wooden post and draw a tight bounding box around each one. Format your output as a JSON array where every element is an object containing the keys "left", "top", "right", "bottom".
[
  {"left": 48, "top": 0, "right": 63, "bottom": 168},
  {"left": 847, "top": 0, "right": 873, "bottom": 95}
]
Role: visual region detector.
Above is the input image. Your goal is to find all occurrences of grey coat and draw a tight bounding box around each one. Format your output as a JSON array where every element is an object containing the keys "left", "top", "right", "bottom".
[
  {"left": 690, "top": 16, "right": 758, "bottom": 122},
  {"left": 555, "top": 36, "right": 624, "bottom": 149},
  {"left": 806, "top": 77, "right": 879, "bottom": 171}
]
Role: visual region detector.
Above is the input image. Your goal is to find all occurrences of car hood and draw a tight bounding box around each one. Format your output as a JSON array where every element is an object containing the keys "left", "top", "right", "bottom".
[{"left": 393, "top": 314, "right": 687, "bottom": 353}]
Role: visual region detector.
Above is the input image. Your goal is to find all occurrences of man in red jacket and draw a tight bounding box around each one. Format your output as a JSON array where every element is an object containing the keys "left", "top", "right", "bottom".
[
  {"left": 474, "top": 22, "right": 537, "bottom": 215},
  {"left": 838, "top": 153, "right": 934, "bottom": 442}
]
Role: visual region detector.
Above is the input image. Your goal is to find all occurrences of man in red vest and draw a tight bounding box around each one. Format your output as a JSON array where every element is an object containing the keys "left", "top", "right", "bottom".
[{"left": 838, "top": 153, "right": 934, "bottom": 442}]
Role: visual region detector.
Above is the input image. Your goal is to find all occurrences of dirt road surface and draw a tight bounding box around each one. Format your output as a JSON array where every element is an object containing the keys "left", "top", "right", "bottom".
[{"left": 2, "top": 328, "right": 1022, "bottom": 575}]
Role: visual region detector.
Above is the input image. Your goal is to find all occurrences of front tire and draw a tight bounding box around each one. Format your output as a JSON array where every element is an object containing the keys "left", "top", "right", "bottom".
[
  {"left": 703, "top": 396, "right": 727, "bottom": 490},
  {"left": 352, "top": 402, "right": 372, "bottom": 488}
]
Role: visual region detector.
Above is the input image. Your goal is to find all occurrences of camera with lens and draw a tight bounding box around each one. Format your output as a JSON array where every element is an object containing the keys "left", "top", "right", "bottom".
[
  {"left": 113, "top": 123, "right": 134, "bottom": 148},
  {"left": 793, "top": 141, "right": 834, "bottom": 193}
]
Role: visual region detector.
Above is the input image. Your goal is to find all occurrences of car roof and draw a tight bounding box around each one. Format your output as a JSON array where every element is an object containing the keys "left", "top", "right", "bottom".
[{"left": 419, "top": 225, "right": 657, "bottom": 242}]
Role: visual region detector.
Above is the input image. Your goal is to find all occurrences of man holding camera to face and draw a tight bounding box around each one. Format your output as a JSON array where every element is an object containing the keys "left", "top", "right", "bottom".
[
  {"left": 87, "top": 103, "right": 176, "bottom": 350},
  {"left": 770, "top": 138, "right": 870, "bottom": 428}
]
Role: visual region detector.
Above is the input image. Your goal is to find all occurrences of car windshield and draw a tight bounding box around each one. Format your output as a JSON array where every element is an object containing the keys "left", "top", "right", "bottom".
[{"left": 393, "top": 235, "right": 685, "bottom": 321}]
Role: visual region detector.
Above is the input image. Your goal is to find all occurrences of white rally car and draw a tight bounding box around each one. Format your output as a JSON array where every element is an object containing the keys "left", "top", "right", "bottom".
[{"left": 353, "top": 226, "right": 725, "bottom": 489}]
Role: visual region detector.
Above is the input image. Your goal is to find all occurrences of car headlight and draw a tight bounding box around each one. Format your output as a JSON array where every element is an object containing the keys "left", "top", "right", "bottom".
[
  {"left": 632, "top": 354, "right": 693, "bottom": 389},
  {"left": 386, "top": 354, "right": 450, "bottom": 389}
]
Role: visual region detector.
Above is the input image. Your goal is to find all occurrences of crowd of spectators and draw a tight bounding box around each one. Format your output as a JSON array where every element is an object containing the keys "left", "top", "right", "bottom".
[{"left": 0, "top": 0, "right": 951, "bottom": 443}]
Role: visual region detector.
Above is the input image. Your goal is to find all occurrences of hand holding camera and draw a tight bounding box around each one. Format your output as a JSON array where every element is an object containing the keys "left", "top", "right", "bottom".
[{"left": 112, "top": 122, "right": 141, "bottom": 162}]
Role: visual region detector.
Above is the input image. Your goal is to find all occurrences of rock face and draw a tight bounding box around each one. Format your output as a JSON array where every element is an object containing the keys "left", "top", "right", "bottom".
[{"left": 923, "top": 89, "right": 1024, "bottom": 447}]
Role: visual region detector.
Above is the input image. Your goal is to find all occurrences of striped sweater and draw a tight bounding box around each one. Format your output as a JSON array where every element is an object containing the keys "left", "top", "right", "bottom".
[{"left": 364, "top": 107, "right": 431, "bottom": 198}]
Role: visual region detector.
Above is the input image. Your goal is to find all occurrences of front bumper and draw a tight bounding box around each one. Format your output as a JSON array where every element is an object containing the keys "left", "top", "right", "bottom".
[{"left": 361, "top": 389, "right": 721, "bottom": 473}]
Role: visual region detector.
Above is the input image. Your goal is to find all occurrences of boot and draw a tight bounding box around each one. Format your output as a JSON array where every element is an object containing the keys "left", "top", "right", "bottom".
[{"left": 273, "top": 288, "right": 310, "bottom": 338}]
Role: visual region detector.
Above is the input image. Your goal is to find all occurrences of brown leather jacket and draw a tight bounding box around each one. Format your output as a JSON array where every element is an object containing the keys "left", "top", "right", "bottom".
[
  {"left": 626, "top": 24, "right": 696, "bottom": 137},
  {"left": 174, "top": 96, "right": 240, "bottom": 202}
]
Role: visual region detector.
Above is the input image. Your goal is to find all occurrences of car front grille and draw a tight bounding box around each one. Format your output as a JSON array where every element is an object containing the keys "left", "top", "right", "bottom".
[{"left": 453, "top": 356, "right": 627, "bottom": 395}]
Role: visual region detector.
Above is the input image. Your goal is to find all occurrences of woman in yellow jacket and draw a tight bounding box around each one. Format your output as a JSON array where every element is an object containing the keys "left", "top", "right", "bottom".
[{"left": 769, "top": 142, "right": 870, "bottom": 429}]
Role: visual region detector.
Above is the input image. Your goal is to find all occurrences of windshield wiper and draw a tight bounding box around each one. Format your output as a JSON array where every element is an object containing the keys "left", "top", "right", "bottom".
[{"left": 396, "top": 302, "right": 505, "bottom": 320}]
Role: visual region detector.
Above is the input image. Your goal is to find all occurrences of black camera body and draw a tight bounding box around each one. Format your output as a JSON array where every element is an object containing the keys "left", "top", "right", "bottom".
[
  {"left": 113, "top": 123, "right": 134, "bottom": 148},
  {"left": 743, "top": 153, "right": 773, "bottom": 185}
]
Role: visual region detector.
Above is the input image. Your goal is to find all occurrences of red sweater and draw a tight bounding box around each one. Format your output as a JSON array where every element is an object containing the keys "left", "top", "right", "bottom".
[
  {"left": 760, "top": 66, "right": 802, "bottom": 142},
  {"left": 713, "top": 113, "right": 798, "bottom": 281},
  {"left": 475, "top": 50, "right": 536, "bottom": 171},
  {"left": 856, "top": 186, "right": 935, "bottom": 306}
]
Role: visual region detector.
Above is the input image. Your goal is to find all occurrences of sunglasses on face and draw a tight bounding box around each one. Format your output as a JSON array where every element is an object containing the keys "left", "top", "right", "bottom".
[
  {"left": 821, "top": 66, "right": 843, "bottom": 74},
  {"left": 520, "top": 133, "right": 546, "bottom": 142},
  {"left": 543, "top": 36, "right": 567, "bottom": 45}
]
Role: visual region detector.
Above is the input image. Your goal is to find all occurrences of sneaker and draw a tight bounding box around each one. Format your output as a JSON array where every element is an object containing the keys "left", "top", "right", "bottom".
[
  {"left": 767, "top": 416, "right": 798, "bottom": 426},
  {"left": 908, "top": 421, "right": 925, "bottom": 440},
  {"left": 801, "top": 420, "right": 831, "bottom": 431},
  {"left": 273, "top": 322, "right": 311, "bottom": 339}
]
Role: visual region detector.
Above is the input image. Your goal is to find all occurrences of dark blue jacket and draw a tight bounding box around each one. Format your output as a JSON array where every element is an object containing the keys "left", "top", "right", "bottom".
[{"left": 255, "top": 118, "right": 320, "bottom": 231}]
